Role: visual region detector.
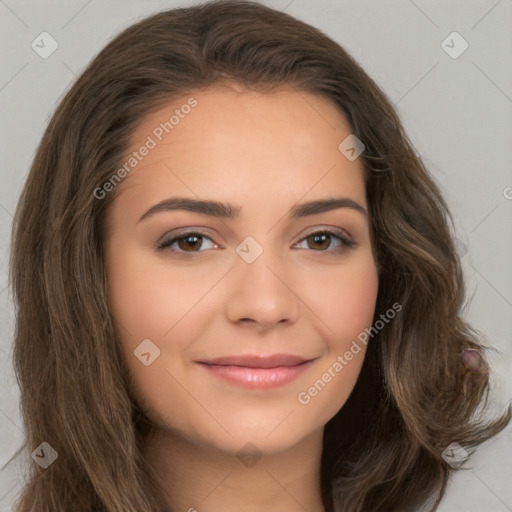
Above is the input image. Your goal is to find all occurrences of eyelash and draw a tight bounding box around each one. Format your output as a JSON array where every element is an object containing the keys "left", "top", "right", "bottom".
[{"left": 156, "top": 228, "right": 356, "bottom": 256}]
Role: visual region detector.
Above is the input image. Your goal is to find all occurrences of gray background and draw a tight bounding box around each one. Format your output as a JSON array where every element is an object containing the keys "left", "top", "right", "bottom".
[{"left": 1, "top": 0, "right": 511, "bottom": 510}]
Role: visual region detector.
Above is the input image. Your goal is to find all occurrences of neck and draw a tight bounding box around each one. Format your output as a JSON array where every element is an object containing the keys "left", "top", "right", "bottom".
[{"left": 143, "top": 426, "right": 326, "bottom": 512}]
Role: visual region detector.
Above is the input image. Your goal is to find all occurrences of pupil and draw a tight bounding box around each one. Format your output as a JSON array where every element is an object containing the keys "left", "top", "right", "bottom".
[
  {"left": 180, "top": 235, "right": 201, "bottom": 251},
  {"left": 311, "top": 234, "right": 329, "bottom": 250}
]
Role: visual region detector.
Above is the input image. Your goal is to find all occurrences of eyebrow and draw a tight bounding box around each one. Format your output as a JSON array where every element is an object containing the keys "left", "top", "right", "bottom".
[{"left": 138, "top": 196, "right": 367, "bottom": 223}]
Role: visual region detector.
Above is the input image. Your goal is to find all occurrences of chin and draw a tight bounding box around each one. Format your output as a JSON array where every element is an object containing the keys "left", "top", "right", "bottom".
[{"left": 215, "top": 415, "right": 322, "bottom": 456}]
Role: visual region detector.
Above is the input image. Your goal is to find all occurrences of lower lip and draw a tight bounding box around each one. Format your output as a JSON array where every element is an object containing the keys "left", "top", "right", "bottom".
[{"left": 197, "top": 360, "right": 315, "bottom": 389}]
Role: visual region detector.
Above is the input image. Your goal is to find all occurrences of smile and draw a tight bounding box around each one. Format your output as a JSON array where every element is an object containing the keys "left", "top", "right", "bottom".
[{"left": 196, "top": 359, "right": 315, "bottom": 389}]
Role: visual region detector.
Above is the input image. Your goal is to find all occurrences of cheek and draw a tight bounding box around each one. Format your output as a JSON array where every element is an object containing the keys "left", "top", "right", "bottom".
[
  {"left": 104, "top": 251, "right": 193, "bottom": 420},
  {"left": 295, "top": 263, "right": 377, "bottom": 420},
  {"left": 335, "top": 264, "right": 379, "bottom": 340},
  {"left": 106, "top": 244, "right": 204, "bottom": 340},
  {"left": 303, "top": 252, "right": 379, "bottom": 350},
  {"left": 105, "top": 246, "right": 216, "bottom": 402},
  {"left": 289, "top": 255, "right": 379, "bottom": 419}
]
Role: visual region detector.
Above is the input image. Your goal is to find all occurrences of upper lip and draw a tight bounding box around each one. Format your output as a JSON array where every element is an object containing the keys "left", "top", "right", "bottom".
[{"left": 197, "top": 354, "right": 314, "bottom": 369}]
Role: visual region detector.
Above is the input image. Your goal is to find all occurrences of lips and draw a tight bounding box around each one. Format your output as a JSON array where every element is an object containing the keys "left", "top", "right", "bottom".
[
  {"left": 198, "top": 353, "right": 313, "bottom": 369},
  {"left": 196, "top": 353, "right": 316, "bottom": 389}
]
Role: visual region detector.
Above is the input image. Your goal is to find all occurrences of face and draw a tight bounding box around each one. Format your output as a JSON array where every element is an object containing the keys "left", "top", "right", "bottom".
[{"left": 104, "top": 84, "right": 379, "bottom": 456}]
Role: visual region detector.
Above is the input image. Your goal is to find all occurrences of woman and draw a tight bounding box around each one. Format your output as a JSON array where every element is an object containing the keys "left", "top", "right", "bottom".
[{"left": 6, "top": 1, "right": 510, "bottom": 510}]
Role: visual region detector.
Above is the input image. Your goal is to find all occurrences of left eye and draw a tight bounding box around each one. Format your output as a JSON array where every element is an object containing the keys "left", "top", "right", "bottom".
[
  {"left": 294, "top": 230, "right": 355, "bottom": 251},
  {"left": 156, "top": 229, "right": 355, "bottom": 254}
]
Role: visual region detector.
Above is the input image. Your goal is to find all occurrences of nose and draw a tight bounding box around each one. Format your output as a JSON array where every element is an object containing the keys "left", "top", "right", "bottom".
[{"left": 225, "top": 248, "right": 300, "bottom": 332}]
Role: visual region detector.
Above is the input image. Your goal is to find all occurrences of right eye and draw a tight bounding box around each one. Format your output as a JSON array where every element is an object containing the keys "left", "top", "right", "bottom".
[{"left": 156, "top": 230, "right": 219, "bottom": 254}]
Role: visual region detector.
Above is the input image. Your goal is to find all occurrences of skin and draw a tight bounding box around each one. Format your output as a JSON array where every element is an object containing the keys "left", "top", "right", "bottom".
[{"left": 104, "top": 83, "right": 379, "bottom": 512}]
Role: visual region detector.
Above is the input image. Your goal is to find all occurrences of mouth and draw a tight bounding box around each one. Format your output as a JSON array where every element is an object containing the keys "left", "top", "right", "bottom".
[{"left": 196, "top": 354, "right": 316, "bottom": 389}]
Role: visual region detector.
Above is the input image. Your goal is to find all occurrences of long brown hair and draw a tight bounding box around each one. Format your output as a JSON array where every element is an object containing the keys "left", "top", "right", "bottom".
[{"left": 7, "top": 1, "right": 511, "bottom": 510}]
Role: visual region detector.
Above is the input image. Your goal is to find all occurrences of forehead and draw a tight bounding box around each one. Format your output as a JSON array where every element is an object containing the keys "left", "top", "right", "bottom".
[
  {"left": 110, "top": 84, "right": 367, "bottom": 221},
  {"left": 130, "top": 83, "right": 355, "bottom": 157}
]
